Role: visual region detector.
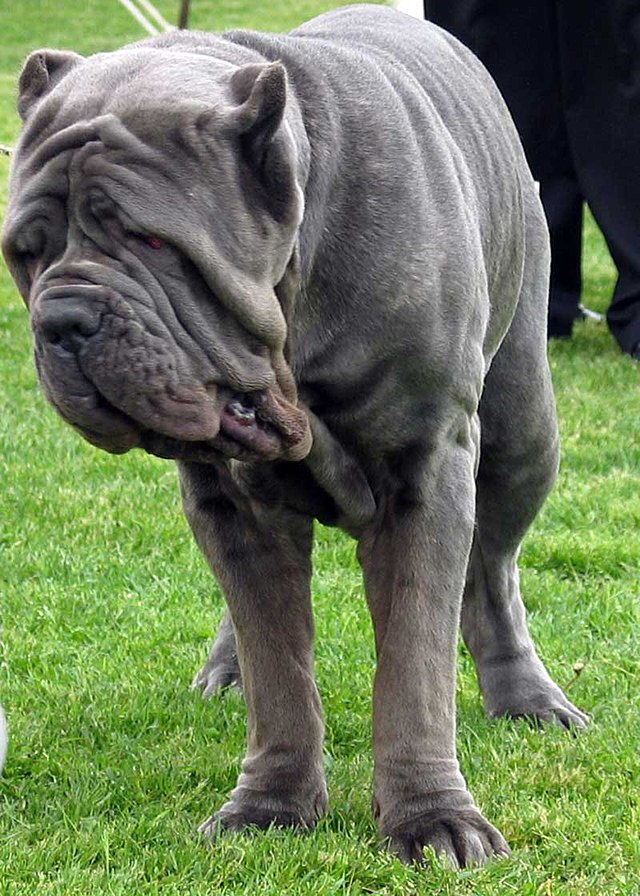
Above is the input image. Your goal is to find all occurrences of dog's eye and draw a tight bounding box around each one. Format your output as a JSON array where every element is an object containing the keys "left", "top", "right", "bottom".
[
  {"left": 6, "top": 229, "right": 44, "bottom": 292},
  {"left": 127, "top": 231, "right": 164, "bottom": 250},
  {"left": 88, "top": 191, "right": 117, "bottom": 220}
]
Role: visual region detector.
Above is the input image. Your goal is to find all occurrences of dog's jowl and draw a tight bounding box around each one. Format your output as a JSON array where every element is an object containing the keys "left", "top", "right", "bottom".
[{"left": 2, "top": 5, "right": 588, "bottom": 867}]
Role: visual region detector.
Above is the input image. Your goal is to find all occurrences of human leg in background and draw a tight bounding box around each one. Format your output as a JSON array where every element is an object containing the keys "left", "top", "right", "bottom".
[
  {"left": 424, "top": 1, "right": 588, "bottom": 339},
  {"left": 558, "top": 0, "right": 640, "bottom": 357},
  {"left": 540, "top": 175, "right": 583, "bottom": 338}
]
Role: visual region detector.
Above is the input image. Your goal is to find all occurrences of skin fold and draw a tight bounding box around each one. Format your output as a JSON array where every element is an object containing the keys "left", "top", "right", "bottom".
[{"left": 2, "top": 5, "right": 588, "bottom": 868}]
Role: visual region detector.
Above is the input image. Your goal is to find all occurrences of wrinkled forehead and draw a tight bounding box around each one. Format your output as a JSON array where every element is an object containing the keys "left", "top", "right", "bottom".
[
  {"left": 5, "top": 49, "right": 242, "bottom": 228},
  {"left": 22, "top": 47, "right": 236, "bottom": 137},
  {"left": 3, "top": 47, "right": 294, "bottom": 350}
]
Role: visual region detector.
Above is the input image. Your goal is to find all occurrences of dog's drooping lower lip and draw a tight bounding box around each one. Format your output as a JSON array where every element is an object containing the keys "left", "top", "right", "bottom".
[
  {"left": 74, "top": 388, "right": 304, "bottom": 463},
  {"left": 139, "top": 394, "right": 285, "bottom": 463}
]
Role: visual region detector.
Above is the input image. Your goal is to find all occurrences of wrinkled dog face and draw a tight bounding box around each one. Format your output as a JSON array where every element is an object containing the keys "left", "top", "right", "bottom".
[{"left": 2, "top": 48, "right": 311, "bottom": 463}]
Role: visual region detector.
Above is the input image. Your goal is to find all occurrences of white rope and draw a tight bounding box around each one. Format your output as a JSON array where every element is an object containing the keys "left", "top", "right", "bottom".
[
  {"left": 136, "top": 0, "right": 175, "bottom": 32},
  {"left": 0, "top": 2, "right": 177, "bottom": 159},
  {"left": 116, "top": 0, "right": 160, "bottom": 35}
]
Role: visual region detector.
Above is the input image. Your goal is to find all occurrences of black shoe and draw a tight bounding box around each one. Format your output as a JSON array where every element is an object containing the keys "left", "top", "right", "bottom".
[
  {"left": 548, "top": 304, "right": 604, "bottom": 339},
  {"left": 548, "top": 314, "right": 575, "bottom": 339}
]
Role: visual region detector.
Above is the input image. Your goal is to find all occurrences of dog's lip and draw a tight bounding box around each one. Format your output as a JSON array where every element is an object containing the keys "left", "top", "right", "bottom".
[
  {"left": 138, "top": 390, "right": 311, "bottom": 462},
  {"left": 55, "top": 390, "right": 144, "bottom": 453},
  {"left": 218, "top": 393, "right": 284, "bottom": 458},
  {"left": 67, "top": 386, "right": 310, "bottom": 462},
  {"left": 141, "top": 393, "right": 301, "bottom": 462}
]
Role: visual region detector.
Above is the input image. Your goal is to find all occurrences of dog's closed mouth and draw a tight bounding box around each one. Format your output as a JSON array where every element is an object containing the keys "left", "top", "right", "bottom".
[
  {"left": 74, "top": 386, "right": 309, "bottom": 463},
  {"left": 140, "top": 390, "right": 311, "bottom": 463}
]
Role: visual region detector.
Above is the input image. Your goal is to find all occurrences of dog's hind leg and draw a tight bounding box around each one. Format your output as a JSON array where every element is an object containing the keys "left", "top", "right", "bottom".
[{"left": 463, "top": 200, "right": 588, "bottom": 729}]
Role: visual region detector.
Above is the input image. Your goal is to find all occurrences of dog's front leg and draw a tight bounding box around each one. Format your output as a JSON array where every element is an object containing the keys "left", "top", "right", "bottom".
[
  {"left": 357, "top": 436, "right": 509, "bottom": 867},
  {"left": 179, "top": 461, "right": 328, "bottom": 833}
]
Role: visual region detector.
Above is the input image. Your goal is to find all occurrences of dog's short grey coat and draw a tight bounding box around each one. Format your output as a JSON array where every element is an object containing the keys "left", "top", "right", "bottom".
[{"left": 2, "top": 4, "right": 588, "bottom": 867}]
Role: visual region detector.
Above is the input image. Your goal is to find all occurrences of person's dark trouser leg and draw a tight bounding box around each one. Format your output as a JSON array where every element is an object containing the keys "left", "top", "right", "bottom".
[
  {"left": 425, "top": 1, "right": 584, "bottom": 338},
  {"left": 607, "top": 270, "right": 640, "bottom": 356},
  {"left": 559, "top": 0, "right": 640, "bottom": 356},
  {"left": 424, "top": 1, "right": 567, "bottom": 177},
  {"left": 540, "top": 175, "right": 583, "bottom": 337}
]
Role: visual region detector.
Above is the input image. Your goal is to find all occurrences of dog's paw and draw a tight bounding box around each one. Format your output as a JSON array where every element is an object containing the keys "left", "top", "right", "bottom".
[
  {"left": 384, "top": 807, "right": 510, "bottom": 868},
  {"left": 482, "top": 663, "right": 589, "bottom": 731},
  {"left": 198, "top": 806, "right": 308, "bottom": 837},
  {"left": 499, "top": 694, "right": 590, "bottom": 731},
  {"left": 191, "top": 656, "right": 242, "bottom": 699},
  {"left": 198, "top": 788, "right": 328, "bottom": 838}
]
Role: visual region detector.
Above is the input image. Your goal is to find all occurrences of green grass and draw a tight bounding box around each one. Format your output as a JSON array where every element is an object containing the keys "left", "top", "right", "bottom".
[{"left": 1, "top": 2, "right": 639, "bottom": 894}]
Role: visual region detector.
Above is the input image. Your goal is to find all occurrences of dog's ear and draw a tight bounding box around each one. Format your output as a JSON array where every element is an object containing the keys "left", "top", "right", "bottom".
[
  {"left": 227, "top": 62, "right": 288, "bottom": 165},
  {"left": 197, "top": 60, "right": 299, "bottom": 223},
  {"left": 18, "top": 49, "right": 84, "bottom": 121}
]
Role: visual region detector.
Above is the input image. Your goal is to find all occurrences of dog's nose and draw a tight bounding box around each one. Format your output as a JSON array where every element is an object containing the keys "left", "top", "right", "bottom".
[{"left": 34, "top": 300, "right": 101, "bottom": 353}]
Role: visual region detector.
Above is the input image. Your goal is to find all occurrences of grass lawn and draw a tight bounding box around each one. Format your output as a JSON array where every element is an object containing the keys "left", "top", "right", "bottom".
[{"left": 0, "top": 2, "right": 638, "bottom": 894}]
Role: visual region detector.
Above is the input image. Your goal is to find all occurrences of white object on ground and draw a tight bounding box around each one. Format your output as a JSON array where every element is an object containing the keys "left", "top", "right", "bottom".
[{"left": 579, "top": 303, "right": 605, "bottom": 322}]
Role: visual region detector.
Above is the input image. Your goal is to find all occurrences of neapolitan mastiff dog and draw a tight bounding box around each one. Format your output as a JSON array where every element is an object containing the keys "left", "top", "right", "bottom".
[{"left": 2, "top": 4, "right": 588, "bottom": 867}]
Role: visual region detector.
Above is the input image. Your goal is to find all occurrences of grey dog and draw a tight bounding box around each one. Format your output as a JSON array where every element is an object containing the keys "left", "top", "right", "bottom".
[{"left": 2, "top": 4, "right": 588, "bottom": 867}]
